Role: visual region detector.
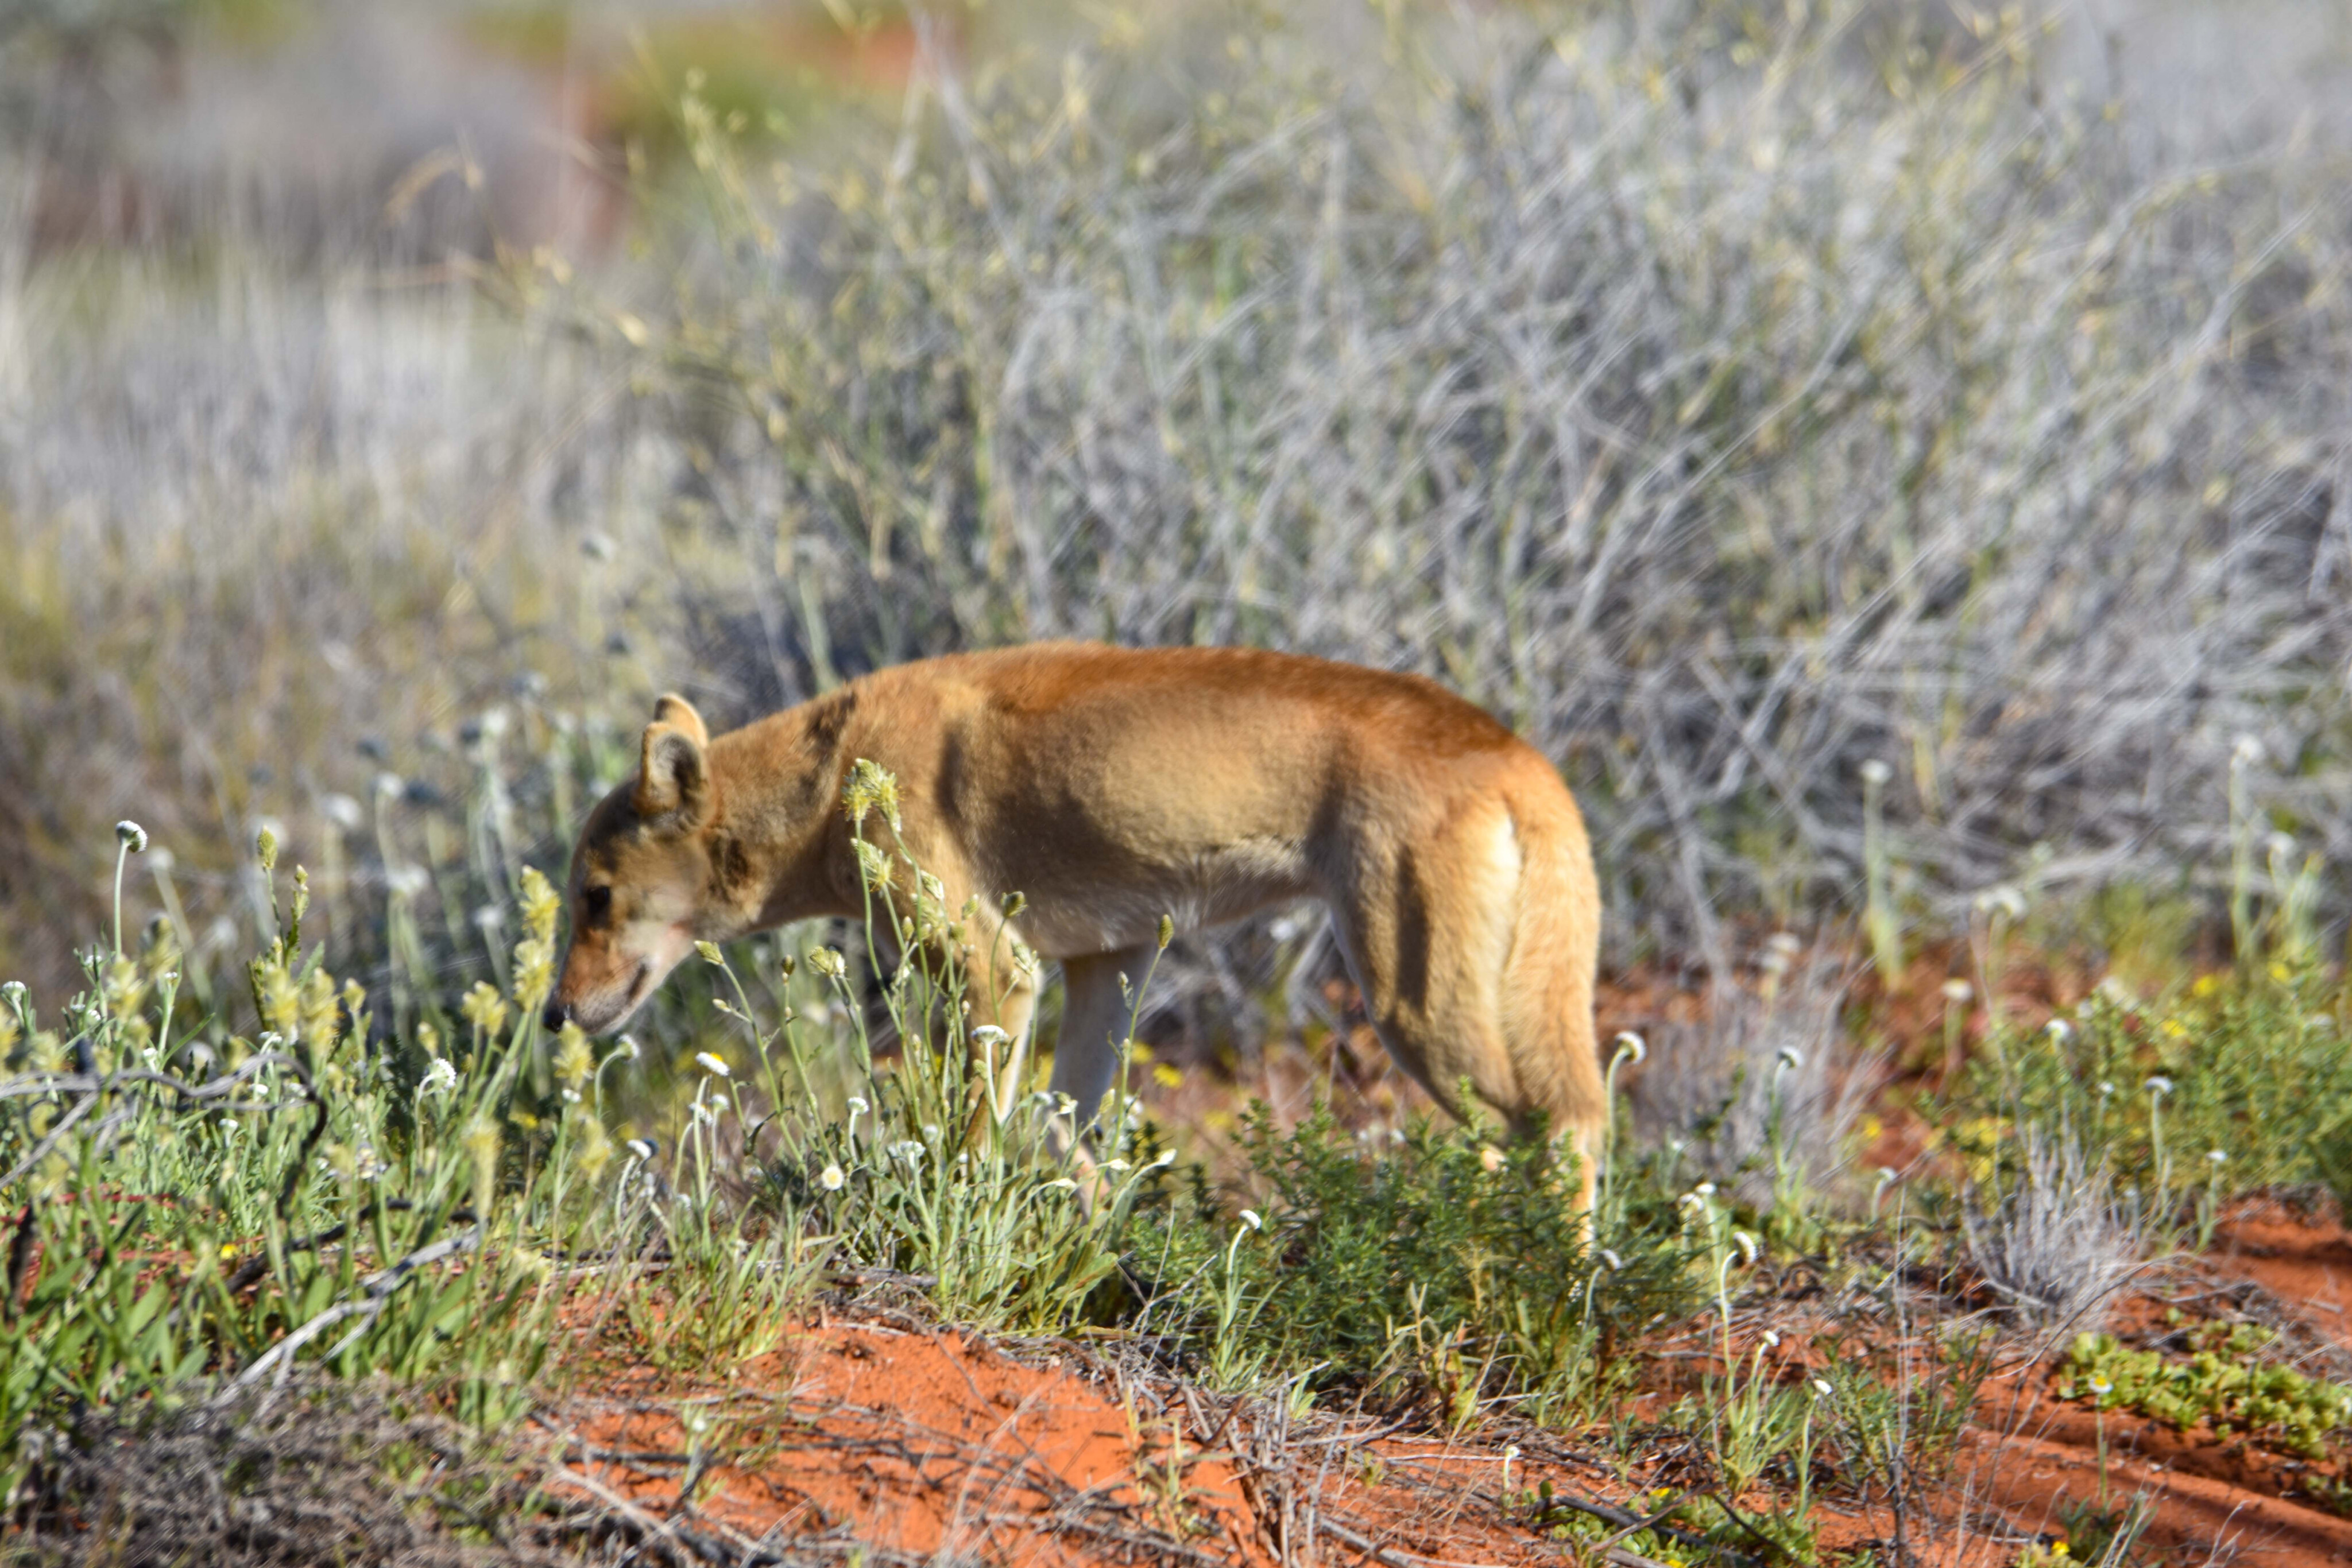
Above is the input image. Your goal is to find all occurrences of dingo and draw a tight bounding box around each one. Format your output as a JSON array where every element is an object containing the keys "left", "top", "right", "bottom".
[{"left": 544, "top": 643, "right": 1605, "bottom": 1198}]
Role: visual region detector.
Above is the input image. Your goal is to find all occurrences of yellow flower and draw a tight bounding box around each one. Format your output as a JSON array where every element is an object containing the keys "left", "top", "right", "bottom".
[
  {"left": 553, "top": 1023, "right": 594, "bottom": 1090},
  {"left": 463, "top": 1118, "right": 501, "bottom": 1218},
  {"left": 842, "top": 758, "right": 902, "bottom": 832},
  {"left": 519, "top": 866, "right": 561, "bottom": 945},
  {"left": 510, "top": 936, "right": 554, "bottom": 1016},
  {"left": 2158, "top": 1017, "right": 2188, "bottom": 1040},
  {"left": 105, "top": 955, "right": 147, "bottom": 1017},
  {"left": 28, "top": 1031, "right": 68, "bottom": 1076},
  {"left": 2191, "top": 973, "right": 2222, "bottom": 999},
  {"left": 256, "top": 959, "right": 300, "bottom": 1039},
  {"left": 575, "top": 1116, "right": 614, "bottom": 1181},
  {"left": 461, "top": 981, "right": 509, "bottom": 1037},
  {"left": 298, "top": 966, "right": 341, "bottom": 1050},
  {"left": 1152, "top": 1063, "right": 1183, "bottom": 1089},
  {"left": 2268, "top": 961, "right": 2292, "bottom": 983}
]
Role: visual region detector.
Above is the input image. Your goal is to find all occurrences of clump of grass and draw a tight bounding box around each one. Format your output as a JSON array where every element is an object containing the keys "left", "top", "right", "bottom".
[
  {"left": 1628, "top": 953, "right": 1879, "bottom": 1228},
  {"left": 1960, "top": 1122, "right": 2145, "bottom": 1332}
]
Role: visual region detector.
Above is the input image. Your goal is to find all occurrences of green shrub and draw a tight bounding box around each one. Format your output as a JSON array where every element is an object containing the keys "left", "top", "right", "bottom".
[
  {"left": 1949, "top": 964, "right": 2352, "bottom": 1213},
  {"left": 1137, "top": 1102, "right": 1698, "bottom": 1424}
]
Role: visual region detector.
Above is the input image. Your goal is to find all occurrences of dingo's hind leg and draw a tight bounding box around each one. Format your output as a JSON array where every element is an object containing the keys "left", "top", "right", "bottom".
[{"left": 1326, "top": 793, "right": 1603, "bottom": 1208}]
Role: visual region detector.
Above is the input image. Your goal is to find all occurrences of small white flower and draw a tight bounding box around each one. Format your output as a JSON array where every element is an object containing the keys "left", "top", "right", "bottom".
[
  {"left": 419, "top": 1057, "right": 458, "bottom": 1095},
  {"left": 2233, "top": 734, "right": 2265, "bottom": 766},
  {"left": 1761, "top": 1330, "right": 1782, "bottom": 1349},
  {"left": 1859, "top": 759, "right": 1893, "bottom": 786},
  {"left": 1775, "top": 1046, "right": 1804, "bottom": 1071},
  {"left": 922, "top": 1123, "right": 942, "bottom": 1143},
  {"left": 626, "top": 1138, "right": 656, "bottom": 1161},
  {"left": 1973, "top": 885, "right": 2028, "bottom": 922},
  {"left": 115, "top": 820, "right": 149, "bottom": 853},
  {"left": 473, "top": 904, "right": 505, "bottom": 931},
  {"left": 560, "top": 1087, "right": 581, "bottom": 1104},
  {"left": 846, "top": 1095, "right": 869, "bottom": 1115},
  {"left": 970, "top": 1025, "right": 1010, "bottom": 1047},
  {"left": 1100, "top": 1157, "right": 1131, "bottom": 1172},
  {"left": 2088, "top": 1375, "right": 2113, "bottom": 1397},
  {"left": 2046, "top": 1019, "right": 2074, "bottom": 1043},
  {"left": 2098, "top": 1081, "right": 2116, "bottom": 1098},
  {"left": 2207, "top": 1149, "right": 2226, "bottom": 1165},
  {"left": 1598, "top": 1249, "right": 1623, "bottom": 1271},
  {"left": 819, "top": 1164, "right": 846, "bottom": 1191},
  {"left": 1941, "top": 978, "right": 1974, "bottom": 1004},
  {"left": 619, "top": 1034, "right": 641, "bottom": 1060},
  {"left": 2145, "top": 1075, "right": 2173, "bottom": 1097},
  {"left": 320, "top": 793, "right": 364, "bottom": 831},
  {"left": 1812, "top": 1379, "right": 1833, "bottom": 1399},
  {"left": 1043, "top": 1178, "right": 1080, "bottom": 1191},
  {"left": 694, "top": 1051, "right": 731, "bottom": 1078},
  {"left": 1694, "top": 1181, "right": 1717, "bottom": 1198},
  {"left": 386, "top": 864, "right": 430, "bottom": 900},
  {"left": 1612, "top": 1032, "right": 1647, "bottom": 1065},
  {"left": 1734, "top": 1230, "right": 1759, "bottom": 1263},
  {"left": 1150, "top": 1149, "right": 1177, "bottom": 1168},
  {"left": 1239, "top": 1209, "right": 1264, "bottom": 1231}
]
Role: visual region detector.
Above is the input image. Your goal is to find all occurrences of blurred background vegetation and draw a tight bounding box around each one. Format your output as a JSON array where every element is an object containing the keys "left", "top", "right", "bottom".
[{"left": 3, "top": 0, "right": 2350, "bottom": 1062}]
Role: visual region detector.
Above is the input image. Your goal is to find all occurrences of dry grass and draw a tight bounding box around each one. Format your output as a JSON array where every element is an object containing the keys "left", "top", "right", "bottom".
[{"left": 3, "top": 0, "right": 2350, "bottom": 1037}]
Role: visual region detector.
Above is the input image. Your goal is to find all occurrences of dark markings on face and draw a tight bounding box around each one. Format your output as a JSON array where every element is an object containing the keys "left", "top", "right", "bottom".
[
  {"left": 579, "top": 881, "right": 614, "bottom": 929},
  {"left": 713, "top": 834, "right": 756, "bottom": 900},
  {"left": 806, "top": 690, "right": 858, "bottom": 756}
]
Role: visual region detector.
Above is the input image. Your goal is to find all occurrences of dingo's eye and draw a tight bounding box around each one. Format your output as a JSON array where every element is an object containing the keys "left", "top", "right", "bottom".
[{"left": 582, "top": 885, "right": 613, "bottom": 922}]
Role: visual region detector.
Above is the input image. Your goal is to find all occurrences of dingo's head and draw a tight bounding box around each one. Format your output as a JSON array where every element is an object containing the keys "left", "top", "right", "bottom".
[{"left": 544, "top": 694, "right": 719, "bottom": 1035}]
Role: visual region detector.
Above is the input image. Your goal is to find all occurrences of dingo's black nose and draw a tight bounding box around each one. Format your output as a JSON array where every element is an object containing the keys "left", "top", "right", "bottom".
[{"left": 542, "top": 1000, "right": 569, "bottom": 1032}]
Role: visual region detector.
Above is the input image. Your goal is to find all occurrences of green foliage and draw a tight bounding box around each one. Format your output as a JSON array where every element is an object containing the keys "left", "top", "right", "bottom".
[
  {"left": 0, "top": 848, "right": 612, "bottom": 1500},
  {"left": 1949, "top": 964, "right": 2352, "bottom": 1211},
  {"left": 2059, "top": 1325, "right": 2352, "bottom": 1463},
  {"left": 1146, "top": 1103, "right": 1698, "bottom": 1424},
  {"left": 1817, "top": 1329, "right": 1994, "bottom": 1493}
]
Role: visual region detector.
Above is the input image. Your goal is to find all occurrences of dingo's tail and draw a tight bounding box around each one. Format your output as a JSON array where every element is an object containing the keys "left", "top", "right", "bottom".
[{"left": 1498, "top": 765, "right": 1607, "bottom": 1201}]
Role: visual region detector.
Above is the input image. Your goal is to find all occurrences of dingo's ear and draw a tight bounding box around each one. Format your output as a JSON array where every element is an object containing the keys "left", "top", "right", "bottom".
[
  {"left": 648, "top": 693, "right": 709, "bottom": 749},
  {"left": 635, "top": 700, "right": 711, "bottom": 825}
]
